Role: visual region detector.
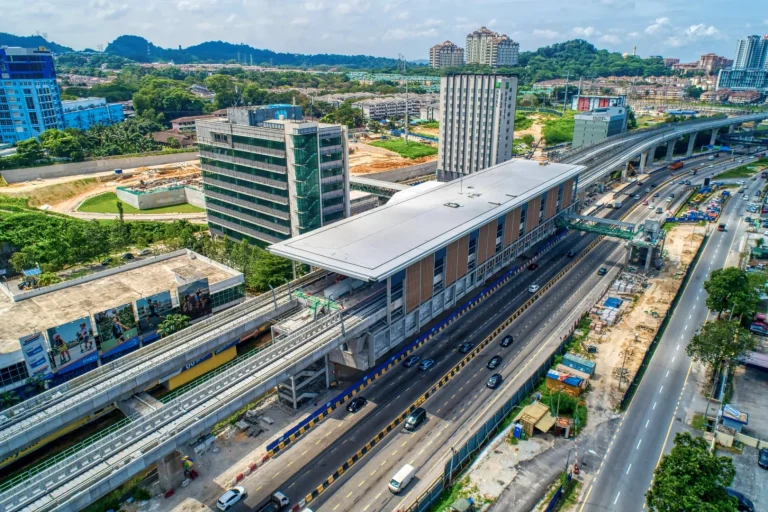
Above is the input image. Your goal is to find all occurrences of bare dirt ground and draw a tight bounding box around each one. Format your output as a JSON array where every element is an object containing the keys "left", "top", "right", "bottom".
[
  {"left": 515, "top": 114, "right": 547, "bottom": 145},
  {"left": 584, "top": 224, "right": 704, "bottom": 429},
  {"left": 412, "top": 125, "right": 439, "bottom": 138},
  {"left": 0, "top": 162, "right": 201, "bottom": 214},
  {"left": 349, "top": 137, "right": 436, "bottom": 175}
]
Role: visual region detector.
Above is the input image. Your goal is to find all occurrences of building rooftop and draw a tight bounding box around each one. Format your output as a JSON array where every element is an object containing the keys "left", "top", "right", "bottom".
[
  {"left": 0, "top": 251, "right": 241, "bottom": 358},
  {"left": 269, "top": 159, "right": 583, "bottom": 282}
]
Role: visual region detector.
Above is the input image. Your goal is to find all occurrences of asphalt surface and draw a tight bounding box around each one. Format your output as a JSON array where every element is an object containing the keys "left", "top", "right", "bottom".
[
  {"left": 235, "top": 153, "right": 755, "bottom": 512},
  {"left": 579, "top": 161, "right": 761, "bottom": 511}
]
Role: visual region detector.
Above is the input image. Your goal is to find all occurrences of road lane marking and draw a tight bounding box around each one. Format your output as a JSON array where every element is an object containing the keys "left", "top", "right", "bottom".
[
  {"left": 659, "top": 385, "right": 663, "bottom": 393},
  {"left": 672, "top": 356, "right": 676, "bottom": 363},
  {"left": 666, "top": 370, "right": 670, "bottom": 378},
  {"left": 346, "top": 492, "right": 353, "bottom": 498},
  {"left": 626, "top": 463, "right": 632, "bottom": 475},
  {"left": 614, "top": 492, "right": 621, "bottom": 505},
  {"left": 637, "top": 439, "right": 642, "bottom": 450},
  {"left": 645, "top": 419, "right": 650, "bottom": 428},
  {"left": 653, "top": 402, "right": 657, "bottom": 410}
]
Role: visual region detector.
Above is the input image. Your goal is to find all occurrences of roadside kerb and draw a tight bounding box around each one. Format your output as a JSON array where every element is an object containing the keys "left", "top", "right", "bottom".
[{"left": 300, "top": 235, "right": 605, "bottom": 507}]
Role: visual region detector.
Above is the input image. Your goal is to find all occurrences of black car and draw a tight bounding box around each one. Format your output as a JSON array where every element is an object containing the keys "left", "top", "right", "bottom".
[
  {"left": 486, "top": 374, "right": 503, "bottom": 389},
  {"left": 500, "top": 335, "right": 513, "bottom": 347},
  {"left": 403, "top": 355, "right": 420, "bottom": 368},
  {"left": 597, "top": 267, "right": 607, "bottom": 276},
  {"left": 487, "top": 355, "right": 502, "bottom": 370},
  {"left": 566, "top": 250, "right": 576, "bottom": 258},
  {"left": 759, "top": 447, "right": 768, "bottom": 469},
  {"left": 100, "top": 258, "right": 112, "bottom": 266},
  {"left": 346, "top": 396, "right": 367, "bottom": 413},
  {"left": 528, "top": 263, "right": 539, "bottom": 271},
  {"left": 121, "top": 252, "right": 134, "bottom": 260},
  {"left": 458, "top": 342, "right": 473, "bottom": 354},
  {"left": 726, "top": 489, "right": 755, "bottom": 512}
]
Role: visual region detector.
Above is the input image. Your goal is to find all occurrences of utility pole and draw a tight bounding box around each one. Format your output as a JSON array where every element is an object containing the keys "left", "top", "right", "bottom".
[
  {"left": 562, "top": 72, "right": 570, "bottom": 114},
  {"left": 399, "top": 53, "right": 409, "bottom": 144}
]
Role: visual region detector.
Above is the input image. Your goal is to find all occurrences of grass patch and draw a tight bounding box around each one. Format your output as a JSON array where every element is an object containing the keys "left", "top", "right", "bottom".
[
  {"left": 420, "top": 120, "right": 439, "bottom": 129},
  {"left": 0, "top": 178, "right": 101, "bottom": 208},
  {"left": 692, "top": 413, "right": 708, "bottom": 431},
  {"left": 431, "top": 477, "right": 474, "bottom": 512},
  {"left": 542, "top": 111, "right": 575, "bottom": 145},
  {"left": 369, "top": 138, "right": 438, "bottom": 159},
  {"left": 78, "top": 192, "right": 204, "bottom": 214},
  {"left": 515, "top": 112, "right": 534, "bottom": 131},
  {"left": 81, "top": 472, "right": 151, "bottom": 512},
  {"left": 717, "top": 158, "right": 768, "bottom": 179}
]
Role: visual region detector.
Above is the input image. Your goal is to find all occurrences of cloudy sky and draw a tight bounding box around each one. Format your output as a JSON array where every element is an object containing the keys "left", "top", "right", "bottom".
[{"left": 8, "top": 0, "right": 764, "bottom": 61}]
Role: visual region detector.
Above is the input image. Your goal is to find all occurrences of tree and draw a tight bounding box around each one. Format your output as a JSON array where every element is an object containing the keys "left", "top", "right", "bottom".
[
  {"left": 204, "top": 74, "right": 238, "bottom": 109},
  {"left": 166, "top": 136, "right": 181, "bottom": 149},
  {"left": 646, "top": 432, "right": 737, "bottom": 512},
  {"left": 756, "top": 237, "right": 765, "bottom": 249},
  {"left": 0, "top": 391, "right": 19, "bottom": 409},
  {"left": 704, "top": 267, "right": 758, "bottom": 319},
  {"left": 687, "top": 320, "right": 756, "bottom": 371},
  {"left": 15, "top": 138, "right": 45, "bottom": 164},
  {"left": 367, "top": 120, "right": 381, "bottom": 133},
  {"left": 626, "top": 108, "right": 638, "bottom": 130},
  {"left": 246, "top": 248, "right": 294, "bottom": 292},
  {"left": 158, "top": 314, "right": 190, "bottom": 338},
  {"left": 686, "top": 85, "right": 704, "bottom": 99}
]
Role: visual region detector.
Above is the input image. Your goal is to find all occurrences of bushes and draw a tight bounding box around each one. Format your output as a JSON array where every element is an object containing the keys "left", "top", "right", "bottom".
[
  {"left": 515, "top": 113, "right": 534, "bottom": 131},
  {"left": 369, "top": 138, "right": 438, "bottom": 159},
  {"left": 542, "top": 111, "right": 576, "bottom": 145}
]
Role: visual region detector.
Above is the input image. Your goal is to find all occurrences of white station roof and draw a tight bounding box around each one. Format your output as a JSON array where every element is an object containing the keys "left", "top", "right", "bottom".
[{"left": 269, "top": 159, "right": 584, "bottom": 282}]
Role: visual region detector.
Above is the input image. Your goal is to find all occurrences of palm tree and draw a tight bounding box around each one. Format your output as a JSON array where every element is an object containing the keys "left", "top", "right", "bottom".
[
  {"left": 0, "top": 391, "right": 19, "bottom": 409},
  {"left": 158, "top": 314, "right": 190, "bottom": 338}
]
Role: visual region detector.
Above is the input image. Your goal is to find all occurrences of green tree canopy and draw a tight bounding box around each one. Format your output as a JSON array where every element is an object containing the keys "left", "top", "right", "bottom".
[
  {"left": 204, "top": 74, "right": 238, "bottom": 109},
  {"left": 687, "top": 319, "right": 756, "bottom": 370},
  {"left": 704, "top": 267, "right": 758, "bottom": 319},
  {"left": 646, "top": 432, "right": 737, "bottom": 512}
]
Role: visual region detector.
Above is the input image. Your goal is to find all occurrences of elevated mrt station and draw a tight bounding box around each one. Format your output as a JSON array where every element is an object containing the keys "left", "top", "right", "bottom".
[{"left": 269, "top": 159, "right": 583, "bottom": 380}]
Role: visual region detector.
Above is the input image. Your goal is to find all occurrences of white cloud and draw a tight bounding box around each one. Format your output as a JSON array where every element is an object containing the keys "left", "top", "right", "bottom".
[
  {"left": 392, "top": 11, "right": 409, "bottom": 20},
  {"left": 423, "top": 18, "right": 442, "bottom": 27},
  {"left": 303, "top": 0, "right": 324, "bottom": 11},
  {"left": 628, "top": 31, "right": 639, "bottom": 37},
  {"left": 292, "top": 17, "right": 310, "bottom": 26},
  {"left": 599, "top": 34, "right": 621, "bottom": 44},
  {"left": 487, "top": 18, "right": 497, "bottom": 27},
  {"left": 334, "top": 0, "right": 369, "bottom": 16},
  {"left": 684, "top": 23, "right": 719, "bottom": 38},
  {"left": 645, "top": 17, "right": 670, "bottom": 35},
  {"left": 89, "top": 0, "right": 129, "bottom": 19},
  {"left": 382, "top": 27, "right": 438, "bottom": 41},
  {"left": 533, "top": 29, "right": 558, "bottom": 39},
  {"left": 573, "top": 26, "right": 598, "bottom": 37}
]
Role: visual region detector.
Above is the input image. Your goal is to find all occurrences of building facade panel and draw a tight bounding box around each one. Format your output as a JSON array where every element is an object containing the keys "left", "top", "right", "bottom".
[
  {"left": 484, "top": 218, "right": 498, "bottom": 260},
  {"left": 526, "top": 197, "right": 541, "bottom": 233},
  {"left": 545, "top": 188, "right": 558, "bottom": 219},
  {"left": 457, "top": 234, "right": 469, "bottom": 277},
  {"left": 419, "top": 254, "right": 435, "bottom": 302},
  {"left": 445, "top": 240, "right": 459, "bottom": 286},
  {"left": 504, "top": 207, "right": 520, "bottom": 246},
  {"left": 476, "top": 223, "right": 489, "bottom": 264},
  {"left": 405, "top": 262, "right": 421, "bottom": 313},
  {"left": 562, "top": 178, "right": 574, "bottom": 209}
]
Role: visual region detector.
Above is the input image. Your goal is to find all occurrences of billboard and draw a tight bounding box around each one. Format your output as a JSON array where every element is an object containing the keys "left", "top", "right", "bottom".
[
  {"left": 94, "top": 303, "right": 140, "bottom": 356},
  {"left": 19, "top": 332, "right": 53, "bottom": 379},
  {"left": 135, "top": 290, "right": 175, "bottom": 344},
  {"left": 177, "top": 278, "right": 212, "bottom": 321},
  {"left": 46, "top": 316, "right": 99, "bottom": 375}
]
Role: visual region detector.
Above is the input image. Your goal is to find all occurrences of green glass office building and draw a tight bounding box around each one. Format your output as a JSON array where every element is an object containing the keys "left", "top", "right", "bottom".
[{"left": 196, "top": 106, "right": 350, "bottom": 246}]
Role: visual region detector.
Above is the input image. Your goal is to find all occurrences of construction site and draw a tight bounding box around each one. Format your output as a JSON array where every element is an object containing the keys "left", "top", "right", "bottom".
[{"left": 348, "top": 134, "right": 438, "bottom": 175}]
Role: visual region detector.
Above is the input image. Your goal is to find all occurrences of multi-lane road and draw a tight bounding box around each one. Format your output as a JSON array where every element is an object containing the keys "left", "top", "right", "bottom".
[
  {"left": 579, "top": 159, "right": 761, "bottom": 511},
  {"left": 221, "top": 153, "right": 750, "bottom": 512}
]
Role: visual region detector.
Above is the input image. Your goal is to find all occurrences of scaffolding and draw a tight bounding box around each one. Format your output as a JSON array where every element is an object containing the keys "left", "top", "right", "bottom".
[{"left": 556, "top": 214, "right": 639, "bottom": 241}]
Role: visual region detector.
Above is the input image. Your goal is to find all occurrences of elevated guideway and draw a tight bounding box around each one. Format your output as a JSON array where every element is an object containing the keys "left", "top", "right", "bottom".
[
  {"left": 0, "top": 271, "right": 328, "bottom": 461},
  {"left": 349, "top": 176, "right": 410, "bottom": 199},
  {"left": 0, "top": 291, "right": 389, "bottom": 512}
]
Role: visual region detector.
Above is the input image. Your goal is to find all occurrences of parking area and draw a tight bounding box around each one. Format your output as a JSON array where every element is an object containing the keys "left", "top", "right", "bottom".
[
  {"left": 730, "top": 366, "right": 768, "bottom": 440},
  {"left": 724, "top": 445, "right": 768, "bottom": 511}
]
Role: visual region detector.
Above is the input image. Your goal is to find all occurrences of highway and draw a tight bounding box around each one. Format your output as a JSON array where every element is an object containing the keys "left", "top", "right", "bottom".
[
  {"left": 578, "top": 161, "right": 760, "bottom": 511},
  {"left": 234, "top": 156, "right": 738, "bottom": 512}
]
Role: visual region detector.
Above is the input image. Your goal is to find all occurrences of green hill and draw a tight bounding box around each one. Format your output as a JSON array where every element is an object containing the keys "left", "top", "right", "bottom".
[{"left": 0, "top": 32, "right": 73, "bottom": 54}]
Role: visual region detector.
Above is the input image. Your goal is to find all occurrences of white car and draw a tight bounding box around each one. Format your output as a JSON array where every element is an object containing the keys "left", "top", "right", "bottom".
[
  {"left": 217, "top": 487, "right": 247, "bottom": 511},
  {"left": 528, "top": 284, "right": 540, "bottom": 293},
  {"left": 648, "top": 204, "right": 654, "bottom": 210}
]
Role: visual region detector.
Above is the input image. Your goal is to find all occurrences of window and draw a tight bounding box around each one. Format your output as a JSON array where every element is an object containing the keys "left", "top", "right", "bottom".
[
  {"left": 433, "top": 248, "right": 446, "bottom": 294},
  {"left": 29, "top": 112, "right": 38, "bottom": 125},
  {"left": 495, "top": 215, "right": 505, "bottom": 253},
  {"left": 519, "top": 203, "right": 528, "bottom": 237},
  {"left": 25, "top": 97, "right": 34, "bottom": 110},
  {"left": 0, "top": 362, "right": 28, "bottom": 388},
  {"left": 468, "top": 229, "right": 479, "bottom": 271}
]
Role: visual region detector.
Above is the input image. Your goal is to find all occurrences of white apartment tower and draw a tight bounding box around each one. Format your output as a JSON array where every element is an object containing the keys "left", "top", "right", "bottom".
[
  {"left": 733, "top": 35, "right": 768, "bottom": 70},
  {"left": 437, "top": 74, "right": 518, "bottom": 178},
  {"left": 430, "top": 41, "right": 465, "bottom": 68},
  {"left": 465, "top": 27, "right": 520, "bottom": 67}
]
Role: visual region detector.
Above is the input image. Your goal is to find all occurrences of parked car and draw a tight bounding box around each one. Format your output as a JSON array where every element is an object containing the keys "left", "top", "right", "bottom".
[
  {"left": 597, "top": 267, "right": 608, "bottom": 276},
  {"left": 458, "top": 342, "right": 473, "bottom": 354},
  {"left": 527, "top": 263, "right": 539, "bottom": 271},
  {"left": 138, "top": 249, "right": 151, "bottom": 256},
  {"left": 346, "top": 396, "right": 367, "bottom": 413},
  {"left": 418, "top": 358, "right": 435, "bottom": 371},
  {"left": 528, "top": 284, "right": 540, "bottom": 293},
  {"left": 217, "top": 487, "right": 247, "bottom": 511},
  {"left": 486, "top": 374, "right": 503, "bottom": 389},
  {"left": 500, "top": 335, "right": 513, "bottom": 347},
  {"left": 487, "top": 355, "right": 502, "bottom": 370},
  {"left": 758, "top": 447, "right": 768, "bottom": 470},
  {"left": 100, "top": 258, "right": 112, "bottom": 266},
  {"left": 648, "top": 204, "right": 654, "bottom": 210},
  {"left": 121, "top": 252, "right": 134, "bottom": 260},
  {"left": 726, "top": 489, "right": 755, "bottom": 512},
  {"left": 403, "top": 356, "right": 420, "bottom": 368}
]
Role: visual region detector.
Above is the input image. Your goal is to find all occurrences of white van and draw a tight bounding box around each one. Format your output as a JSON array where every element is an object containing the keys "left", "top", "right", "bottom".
[{"left": 389, "top": 464, "right": 416, "bottom": 494}]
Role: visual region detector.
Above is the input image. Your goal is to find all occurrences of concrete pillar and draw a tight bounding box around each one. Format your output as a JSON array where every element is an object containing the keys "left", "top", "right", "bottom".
[
  {"left": 639, "top": 151, "right": 649, "bottom": 173},
  {"left": 647, "top": 146, "right": 657, "bottom": 167},
  {"left": 621, "top": 161, "right": 630, "bottom": 182},
  {"left": 710, "top": 128, "right": 720, "bottom": 146},
  {"left": 577, "top": 189, "right": 587, "bottom": 210},
  {"left": 325, "top": 355, "right": 331, "bottom": 388},
  {"left": 686, "top": 134, "right": 697, "bottom": 157},
  {"left": 626, "top": 245, "right": 633, "bottom": 265},
  {"left": 644, "top": 248, "right": 653, "bottom": 272},
  {"left": 290, "top": 375, "right": 297, "bottom": 409},
  {"left": 665, "top": 140, "right": 676, "bottom": 162},
  {"left": 158, "top": 451, "right": 186, "bottom": 491},
  {"left": 728, "top": 124, "right": 735, "bottom": 134}
]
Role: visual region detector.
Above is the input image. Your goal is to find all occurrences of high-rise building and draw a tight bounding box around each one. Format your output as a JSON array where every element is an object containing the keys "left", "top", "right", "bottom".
[
  {"left": 196, "top": 105, "right": 350, "bottom": 247},
  {"left": 733, "top": 35, "right": 768, "bottom": 70},
  {"left": 465, "top": 27, "right": 520, "bottom": 67},
  {"left": 429, "top": 41, "right": 464, "bottom": 68},
  {"left": 572, "top": 107, "right": 627, "bottom": 149},
  {"left": 717, "top": 68, "right": 768, "bottom": 93},
  {"left": 437, "top": 74, "right": 517, "bottom": 178},
  {"left": 0, "top": 46, "right": 64, "bottom": 144}
]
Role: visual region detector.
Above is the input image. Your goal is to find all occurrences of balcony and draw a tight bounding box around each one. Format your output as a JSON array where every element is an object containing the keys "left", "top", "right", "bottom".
[
  {"left": 202, "top": 162, "right": 288, "bottom": 190},
  {"left": 321, "top": 188, "right": 345, "bottom": 200},
  {"left": 199, "top": 150, "right": 287, "bottom": 174},
  {"left": 206, "top": 202, "right": 291, "bottom": 235},
  {"left": 323, "top": 203, "right": 345, "bottom": 215},
  {"left": 320, "top": 159, "right": 343, "bottom": 171},
  {"left": 202, "top": 177, "right": 289, "bottom": 206},
  {"left": 319, "top": 144, "right": 343, "bottom": 154},
  {"left": 204, "top": 190, "right": 290, "bottom": 220},
  {"left": 199, "top": 137, "right": 287, "bottom": 159},
  {"left": 321, "top": 174, "right": 344, "bottom": 185}
]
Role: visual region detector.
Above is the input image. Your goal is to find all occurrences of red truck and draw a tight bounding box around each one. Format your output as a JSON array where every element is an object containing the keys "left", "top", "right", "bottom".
[{"left": 668, "top": 161, "right": 684, "bottom": 170}]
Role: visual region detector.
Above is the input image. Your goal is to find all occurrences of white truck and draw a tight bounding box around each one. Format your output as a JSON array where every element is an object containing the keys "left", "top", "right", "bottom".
[
  {"left": 257, "top": 491, "right": 290, "bottom": 512},
  {"left": 389, "top": 464, "right": 416, "bottom": 494}
]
